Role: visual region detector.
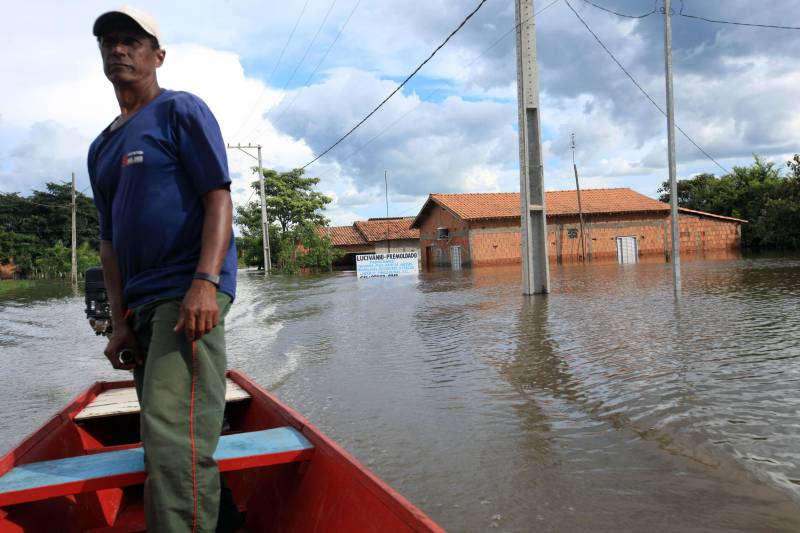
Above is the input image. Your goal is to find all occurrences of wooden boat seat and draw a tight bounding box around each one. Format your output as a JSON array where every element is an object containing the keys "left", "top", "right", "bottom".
[
  {"left": 0, "top": 427, "right": 314, "bottom": 507},
  {"left": 74, "top": 378, "right": 251, "bottom": 421}
]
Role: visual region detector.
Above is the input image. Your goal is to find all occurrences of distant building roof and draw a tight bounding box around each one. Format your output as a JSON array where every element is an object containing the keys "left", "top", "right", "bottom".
[
  {"left": 320, "top": 217, "right": 419, "bottom": 246},
  {"left": 678, "top": 207, "right": 747, "bottom": 223},
  {"left": 354, "top": 217, "right": 419, "bottom": 241},
  {"left": 412, "top": 188, "right": 681, "bottom": 227},
  {"left": 320, "top": 225, "right": 368, "bottom": 246}
]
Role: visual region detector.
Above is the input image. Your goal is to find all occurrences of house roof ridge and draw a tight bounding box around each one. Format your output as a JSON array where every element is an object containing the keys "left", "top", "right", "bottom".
[
  {"left": 431, "top": 188, "right": 638, "bottom": 196},
  {"left": 678, "top": 206, "right": 748, "bottom": 223}
]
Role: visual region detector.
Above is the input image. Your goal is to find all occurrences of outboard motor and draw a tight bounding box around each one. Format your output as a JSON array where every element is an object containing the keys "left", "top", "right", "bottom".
[
  {"left": 85, "top": 266, "right": 137, "bottom": 365},
  {"left": 85, "top": 266, "right": 112, "bottom": 336}
]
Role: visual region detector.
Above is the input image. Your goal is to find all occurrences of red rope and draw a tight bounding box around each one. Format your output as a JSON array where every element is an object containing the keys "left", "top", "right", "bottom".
[{"left": 190, "top": 340, "right": 198, "bottom": 533}]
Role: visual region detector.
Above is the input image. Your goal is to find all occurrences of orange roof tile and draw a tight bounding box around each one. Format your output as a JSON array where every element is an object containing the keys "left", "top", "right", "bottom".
[
  {"left": 319, "top": 225, "right": 367, "bottom": 246},
  {"left": 413, "top": 188, "right": 672, "bottom": 226},
  {"left": 354, "top": 217, "right": 419, "bottom": 242}
]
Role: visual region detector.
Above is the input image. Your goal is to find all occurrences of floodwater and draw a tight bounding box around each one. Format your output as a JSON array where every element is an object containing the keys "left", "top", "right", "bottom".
[{"left": 2, "top": 256, "right": 800, "bottom": 532}]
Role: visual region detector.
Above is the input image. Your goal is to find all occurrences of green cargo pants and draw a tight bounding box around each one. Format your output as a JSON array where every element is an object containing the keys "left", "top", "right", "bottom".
[{"left": 130, "top": 293, "right": 231, "bottom": 533}]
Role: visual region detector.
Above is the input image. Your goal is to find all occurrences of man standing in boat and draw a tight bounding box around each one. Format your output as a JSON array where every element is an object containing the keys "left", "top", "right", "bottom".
[{"left": 87, "top": 7, "right": 238, "bottom": 532}]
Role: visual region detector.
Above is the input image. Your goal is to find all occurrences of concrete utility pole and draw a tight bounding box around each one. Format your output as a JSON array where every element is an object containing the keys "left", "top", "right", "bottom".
[
  {"left": 71, "top": 172, "right": 77, "bottom": 284},
  {"left": 227, "top": 143, "right": 271, "bottom": 274},
  {"left": 571, "top": 134, "right": 588, "bottom": 262},
  {"left": 663, "top": 0, "right": 681, "bottom": 288},
  {"left": 515, "top": 0, "right": 550, "bottom": 294}
]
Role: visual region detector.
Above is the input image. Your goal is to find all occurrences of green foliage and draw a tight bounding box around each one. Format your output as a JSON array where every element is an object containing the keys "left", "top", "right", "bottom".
[
  {"left": 261, "top": 168, "right": 332, "bottom": 232},
  {"left": 0, "top": 183, "right": 99, "bottom": 276},
  {"left": 658, "top": 155, "right": 800, "bottom": 249},
  {"left": 234, "top": 168, "right": 338, "bottom": 273},
  {"left": 35, "top": 240, "right": 70, "bottom": 275},
  {"left": 32, "top": 241, "right": 101, "bottom": 277},
  {"left": 0, "top": 230, "right": 38, "bottom": 272},
  {"left": 234, "top": 202, "right": 281, "bottom": 271},
  {"left": 276, "top": 221, "right": 342, "bottom": 274}
]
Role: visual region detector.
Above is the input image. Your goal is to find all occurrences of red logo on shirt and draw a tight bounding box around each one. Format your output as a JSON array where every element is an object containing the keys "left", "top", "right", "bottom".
[{"left": 122, "top": 151, "right": 144, "bottom": 167}]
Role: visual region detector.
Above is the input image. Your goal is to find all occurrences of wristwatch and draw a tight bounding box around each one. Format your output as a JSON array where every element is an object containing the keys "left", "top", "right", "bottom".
[{"left": 193, "top": 271, "right": 220, "bottom": 288}]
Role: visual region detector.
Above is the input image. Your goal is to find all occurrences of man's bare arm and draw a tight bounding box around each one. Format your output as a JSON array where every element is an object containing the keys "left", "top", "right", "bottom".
[
  {"left": 100, "top": 240, "right": 139, "bottom": 369},
  {"left": 174, "top": 187, "right": 233, "bottom": 340}
]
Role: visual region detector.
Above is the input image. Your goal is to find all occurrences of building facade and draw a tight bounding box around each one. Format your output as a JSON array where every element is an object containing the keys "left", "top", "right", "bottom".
[
  {"left": 321, "top": 217, "right": 420, "bottom": 268},
  {"left": 412, "top": 189, "right": 744, "bottom": 269}
]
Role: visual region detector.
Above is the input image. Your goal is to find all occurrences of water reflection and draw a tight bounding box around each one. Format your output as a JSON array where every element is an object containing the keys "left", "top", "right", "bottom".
[{"left": 3, "top": 257, "right": 800, "bottom": 531}]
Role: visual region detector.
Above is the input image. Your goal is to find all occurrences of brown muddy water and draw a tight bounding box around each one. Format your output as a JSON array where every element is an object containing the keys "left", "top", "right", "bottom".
[{"left": 2, "top": 256, "right": 800, "bottom": 532}]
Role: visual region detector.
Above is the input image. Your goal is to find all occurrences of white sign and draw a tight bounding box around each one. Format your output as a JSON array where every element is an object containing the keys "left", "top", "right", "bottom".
[{"left": 356, "top": 252, "right": 419, "bottom": 279}]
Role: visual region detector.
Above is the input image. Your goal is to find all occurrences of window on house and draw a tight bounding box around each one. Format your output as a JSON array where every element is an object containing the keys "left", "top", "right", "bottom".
[
  {"left": 436, "top": 227, "right": 449, "bottom": 240},
  {"left": 567, "top": 228, "right": 578, "bottom": 239}
]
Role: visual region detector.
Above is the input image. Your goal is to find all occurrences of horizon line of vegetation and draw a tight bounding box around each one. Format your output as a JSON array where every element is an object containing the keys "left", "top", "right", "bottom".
[{"left": 2, "top": 155, "right": 798, "bottom": 279}]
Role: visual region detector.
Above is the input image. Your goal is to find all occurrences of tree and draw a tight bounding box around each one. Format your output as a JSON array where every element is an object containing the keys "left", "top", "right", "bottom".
[
  {"left": 234, "top": 168, "right": 339, "bottom": 273},
  {"left": 658, "top": 155, "right": 800, "bottom": 249},
  {"left": 0, "top": 183, "right": 100, "bottom": 277},
  {"left": 262, "top": 168, "right": 331, "bottom": 233},
  {"left": 35, "top": 240, "right": 71, "bottom": 276},
  {"left": 276, "top": 221, "right": 342, "bottom": 274},
  {"left": 752, "top": 156, "right": 800, "bottom": 249}
]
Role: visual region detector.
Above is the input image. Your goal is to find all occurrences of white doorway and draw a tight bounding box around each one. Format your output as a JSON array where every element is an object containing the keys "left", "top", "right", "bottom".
[
  {"left": 616, "top": 236, "right": 638, "bottom": 264},
  {"left": 451, "top": 245, "right": 462, "bottom": 270}
]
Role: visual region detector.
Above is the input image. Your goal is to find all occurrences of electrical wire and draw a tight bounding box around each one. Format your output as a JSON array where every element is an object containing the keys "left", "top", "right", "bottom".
[
  {"left": 271, "top": 0, "right": 362, "bottom": 125},
  {"left": 4, "top": 198, "right": 99, "bottom": 221},
  {"left": 300, "top": 0, "right": 491, "bottom": 170},
  {"left": 231, "top": 0, "right": 312, "bottom": 140},
  {"left": 309, "top": 0, "right": 561, "bottom": 182},
  {"left": 678, "top": 0, "right": 800, "bottom": 31},
  {"left": 563, "top": 0, "right": 730, "bottom": 175},
  {"left": 247, "top": 0, "right": 340, "bottom": 140},
  {"left": 16, "top": 200, "right": 71, "bottom": 210},
  {"left": 679, "top": 12, "right": 800, "bottom": 31},
  {"left": 581, "top": 0, "right": 658, "bottom": 19}
]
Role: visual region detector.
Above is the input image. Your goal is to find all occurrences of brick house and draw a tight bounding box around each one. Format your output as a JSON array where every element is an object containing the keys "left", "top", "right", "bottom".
[
  {"left": 321, "top": 217, "right": 420, "bottom": 268},
  {"left": 411, "top": 188, "right": 744, "bottom": 268}
]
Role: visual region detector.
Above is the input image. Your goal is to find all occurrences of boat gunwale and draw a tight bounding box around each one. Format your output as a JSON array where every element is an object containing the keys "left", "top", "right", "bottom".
[
  {"left": 0, "top": 372, "right": 445, "bottom": 532},
  {"left": 228, "top": 370, "right": 445, "bottom": 533}
]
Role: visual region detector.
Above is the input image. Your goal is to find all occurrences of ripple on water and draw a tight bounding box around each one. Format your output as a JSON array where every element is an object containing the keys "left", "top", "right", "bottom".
[{"left": 4, "top": 259, "right": 800, "bottom": 531}]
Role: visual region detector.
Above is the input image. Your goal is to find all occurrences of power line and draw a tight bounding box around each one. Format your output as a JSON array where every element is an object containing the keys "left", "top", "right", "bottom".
[
  {"left": 308, "top": 0, "right": 559, "bottom": 182},
  {"left": 580, "top": 0, "right": 658, "bottom": 19},
  {"left": 563, "top": 0, "right": 730, "bottom": 175},
  {"left": 678, "top": 0, "right": 800, "bottom": 31},
  {"left": 19, "top": 200, "right": 71, "bottom": 210},
  {"left": 232, "top": 0, "right": 312, "bottom": 140},
  {"left": 300, "top": 0, "right": 490, "bottom": 170},
  {"left": 678, "top": 10, "right": 800, "bottom": 31},
  {"left": 6, "top": 199, "right": 98, "bottom": 220},
  {"left": 248, "top": 0, "right": 340, "bottom": 140},
  {"left": 271, "top": 0, "right": 362, "bottom": 125}
]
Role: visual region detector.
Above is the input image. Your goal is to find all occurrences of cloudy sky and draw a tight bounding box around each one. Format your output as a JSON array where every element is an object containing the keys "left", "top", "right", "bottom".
[{"left": 1, "top": 0, "right": 798, "bottom": 225}]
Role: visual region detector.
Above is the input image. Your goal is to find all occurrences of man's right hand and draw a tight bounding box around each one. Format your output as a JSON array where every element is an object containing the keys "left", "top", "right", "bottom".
[{"left": 104, "top": 323, "right": 141, "bottom": 371}]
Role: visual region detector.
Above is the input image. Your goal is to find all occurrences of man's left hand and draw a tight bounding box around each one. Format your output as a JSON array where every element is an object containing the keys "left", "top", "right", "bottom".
[{"left": 175, "top": 279, "right": 219, "bottom": 340}]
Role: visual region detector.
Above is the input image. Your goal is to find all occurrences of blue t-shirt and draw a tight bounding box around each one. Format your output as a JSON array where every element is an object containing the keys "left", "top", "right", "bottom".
[{"left": 87, "top": 90, "right": 237, "bottom": 309}]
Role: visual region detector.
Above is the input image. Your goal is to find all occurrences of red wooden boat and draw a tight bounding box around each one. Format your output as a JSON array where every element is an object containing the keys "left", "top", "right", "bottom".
[{"left": 0, "top": 370, "right": 445, "bottom": 532}]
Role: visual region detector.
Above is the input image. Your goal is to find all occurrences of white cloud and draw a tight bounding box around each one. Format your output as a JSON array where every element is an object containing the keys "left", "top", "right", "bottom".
[
  {"left": 0, "top": 36, "right": 316, "bottom": 208},
  {"left": 2, "top": 0, "right": 799, "bottom": 223}
]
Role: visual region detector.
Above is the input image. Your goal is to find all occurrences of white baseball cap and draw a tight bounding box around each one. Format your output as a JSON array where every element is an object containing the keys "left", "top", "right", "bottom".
[{"left": 93, "top": 5, "right": 163, "bottom": 47}]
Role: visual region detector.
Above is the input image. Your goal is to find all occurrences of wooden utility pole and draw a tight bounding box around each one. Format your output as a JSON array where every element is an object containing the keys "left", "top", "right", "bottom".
[
  {"left": 227, "top": 143, "right": 271, "bottom": 274},
  {"left": 571, "top": 134, "right": 588, "bottom": 262},
  {"left": 515, "top": 0, "right": 549, "bottom": 294},
  {"left": 663, "top": 0, "right": 681, "bottom": 288},
  {"left": 385, "top": 169, "right": 390, "bottom": 253},
  {"left": 71, "top": 172, "right": 77, "bottom": 284}
]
